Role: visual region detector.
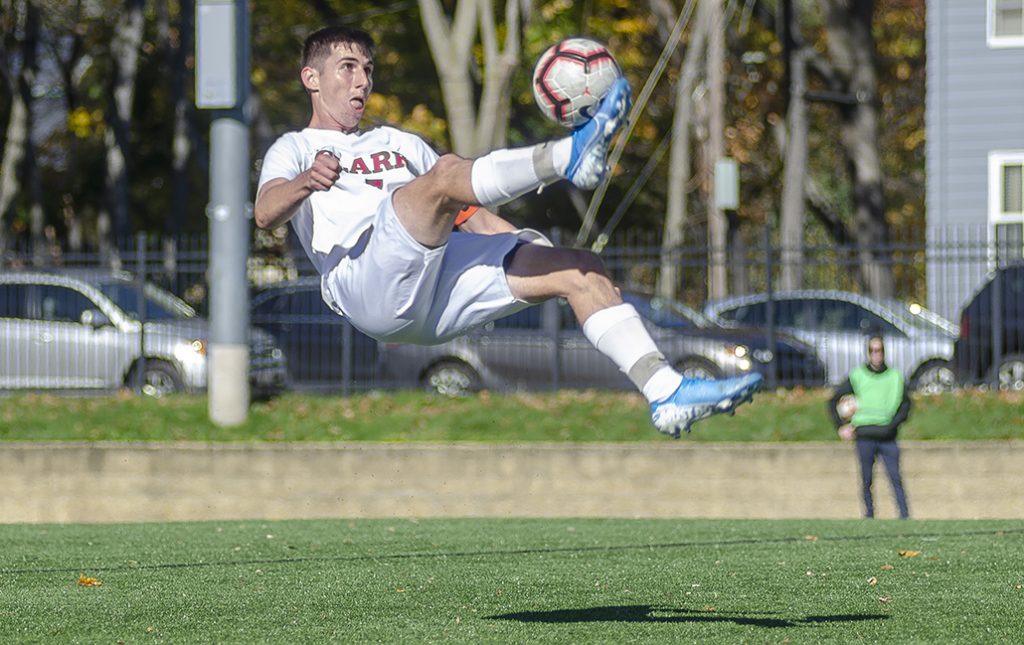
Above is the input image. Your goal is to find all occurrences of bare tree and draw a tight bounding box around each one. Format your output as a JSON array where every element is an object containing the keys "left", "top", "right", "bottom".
[
  {"left": 821, "top": 0, "right": 893, "bottom": 298},
  {"left": 751, "top": 0, "right": 895, "bottom": 297},
  {"left": 157, "top": 0, "right": 195, "bottom": 241},
  {"left": 704, "top": 0, "right": 728, "bottom": 301},
  {"left": 656, "top": 1, "right": 707, "bottom": 300},
  {"left": 45, "top": 0, "right": 87, "bottom": 252},
  {"left": 0, "top": 0, "right": 43, "bottom": 258},
  {"left": 779, "top": 0, "right": 810, "bottom": 290},
  {"left": 418, "top": 0, "right": 531, "bottom": 156},
  {"left": 97, "top": 0, "right": 144, "bottom": 262},
  {"left": 154, "top": 0, "right": 196, "bottom": 278}
]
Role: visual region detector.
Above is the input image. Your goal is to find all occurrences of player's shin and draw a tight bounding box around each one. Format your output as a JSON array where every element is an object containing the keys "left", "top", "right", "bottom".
[{"left": 582, "top": 303, "right": 683, "bottom": 402}]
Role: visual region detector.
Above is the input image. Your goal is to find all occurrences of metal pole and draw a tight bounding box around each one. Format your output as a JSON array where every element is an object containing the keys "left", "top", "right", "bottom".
[
  {"left": 342, "top": 321, "right": 353, "bottom": 397},
  {"left": 991, "top": 265, "right": 1003, "bottom": 390},
  {"left": 135, "top": 232, "right": 147, "bottom": 393},
  {"left": 549, "top": 228, "right": 562, "bottom": 390},
  {"left": 198, "top": 0, "right": 250, "bottom": 424},
  {"left": 764, "top": 225, "right": 778, "bottom": 389}
]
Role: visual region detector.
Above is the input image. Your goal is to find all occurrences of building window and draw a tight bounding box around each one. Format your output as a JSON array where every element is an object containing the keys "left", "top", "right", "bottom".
[
  {"left": 988, "top": 0, "right": 1024, "bottom": 47},
  {"left": 990, "top": 152, "right": 1024, "bottom": 223}
]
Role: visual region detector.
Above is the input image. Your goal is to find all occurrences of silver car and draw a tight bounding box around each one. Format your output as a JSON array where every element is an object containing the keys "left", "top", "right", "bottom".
[
  {"left": 0, "top": 270, "right": 286, "bottom": 397},
  {"left": 703, "top": 290, "right": 959, "bottom": 393},
  {"left": 381, "top": 293, "right": 824, "bottom": 396}
]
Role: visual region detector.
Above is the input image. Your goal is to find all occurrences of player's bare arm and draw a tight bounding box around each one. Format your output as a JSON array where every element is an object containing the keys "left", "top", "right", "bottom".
[{"left": 254, "top": 152, "right": 341, "bottom": 229}]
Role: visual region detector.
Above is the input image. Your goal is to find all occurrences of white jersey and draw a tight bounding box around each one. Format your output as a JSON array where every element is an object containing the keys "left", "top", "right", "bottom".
[{"left": 257, "top": 126, "right": 440, "bottom": 273}]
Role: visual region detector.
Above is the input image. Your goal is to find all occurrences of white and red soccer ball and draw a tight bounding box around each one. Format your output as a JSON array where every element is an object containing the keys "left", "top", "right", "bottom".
[
  {"left": 836, "top": 394, "right": 858, "bottom": 421},
  {"left": 532, "top": 38, "right": 622, "bottom": 128}
]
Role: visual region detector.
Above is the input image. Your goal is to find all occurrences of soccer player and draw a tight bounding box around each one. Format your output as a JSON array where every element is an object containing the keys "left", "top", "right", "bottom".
[{"left": 254, "top": 25, "right": 761, "bottom": 436}]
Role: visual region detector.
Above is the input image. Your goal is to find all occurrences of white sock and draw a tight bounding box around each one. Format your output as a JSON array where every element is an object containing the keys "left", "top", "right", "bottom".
[
  {"left": 551, "top": 137, "right": 572, "bottom": 177},
  {"left": 582, "top": 303, "right": 682, "bottom": 402},
  {"left": 470, "top": 147, "right": 537, "bottom": 207},
  {"left": 470, "top": 139, "right": 575, "bottom": 207},
  {"left": 643, "top": 366, "right": 685, "bottom": 403}
]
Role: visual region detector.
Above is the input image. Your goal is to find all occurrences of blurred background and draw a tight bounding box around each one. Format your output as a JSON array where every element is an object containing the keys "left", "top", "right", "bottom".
[{"left": 0, "top": 0, "right": 1021, "bottom": 398}]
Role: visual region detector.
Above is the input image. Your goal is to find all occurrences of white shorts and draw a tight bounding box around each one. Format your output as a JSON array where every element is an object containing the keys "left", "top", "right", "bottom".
[{"left": 321, "top": 196, "right": 531, "bottom": 344}]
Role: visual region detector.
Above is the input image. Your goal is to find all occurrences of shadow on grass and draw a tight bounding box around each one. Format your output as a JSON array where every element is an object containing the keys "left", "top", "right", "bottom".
[{"left": 485, "top": 605, "right": 888, "bottom": 628}]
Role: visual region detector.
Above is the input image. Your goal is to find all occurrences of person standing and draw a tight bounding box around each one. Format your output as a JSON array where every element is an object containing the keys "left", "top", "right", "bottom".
[{"left": 828, "top": 335, "right": 911, "bottom": 518}]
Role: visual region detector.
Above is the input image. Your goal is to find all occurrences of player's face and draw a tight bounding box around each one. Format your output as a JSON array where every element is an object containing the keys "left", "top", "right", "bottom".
[
  {"left": 868, "top": 340, "right": 885, "bottom": 370},
  {"left": 305, "top": 42, "right": 374, "bottom": 132}
]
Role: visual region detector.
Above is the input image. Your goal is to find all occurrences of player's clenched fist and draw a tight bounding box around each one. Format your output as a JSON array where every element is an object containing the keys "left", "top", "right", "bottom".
[{"left": 307, "top": 149, "right": 341, "bottom": 191}]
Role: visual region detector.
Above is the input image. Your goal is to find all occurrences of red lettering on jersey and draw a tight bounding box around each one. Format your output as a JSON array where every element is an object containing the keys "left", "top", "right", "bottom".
[
  {"left": 365, "top": 179, "right": 383, "bottom": 189},
  {"left": 349, "top": 157, "right": 370, "bottom": 174},
  {"left": 370, "top": 151, "right": 394, "bottom": 172},
  {"left": 393, "top": 153, "right": 408, "bottom": 169}
]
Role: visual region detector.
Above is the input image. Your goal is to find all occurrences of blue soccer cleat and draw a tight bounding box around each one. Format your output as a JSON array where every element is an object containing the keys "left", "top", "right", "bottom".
[
  {"left": 650, "top": 373, "right": 764, "bottom": 438},
  {"left": 565, "top": 76, "right": 632, "bottom": 190}
]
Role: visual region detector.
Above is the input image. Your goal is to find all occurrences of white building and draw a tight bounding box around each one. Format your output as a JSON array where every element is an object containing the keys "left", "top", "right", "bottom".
[{"left": 926, "top": 0, "right": 1024, "bottom": 321}]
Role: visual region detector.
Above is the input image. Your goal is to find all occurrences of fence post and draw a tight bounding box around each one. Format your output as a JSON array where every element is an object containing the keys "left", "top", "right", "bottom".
[
  {"left": 549, "top": 228, "right": 562, "bottom": 391},
  {"left": 342, "top": 320, "right": 353, "bottom": 397},
  {"left": 135, "top": 233, "right": 147, "bottom": 393},
  {"left": 763, "top": 225, "right": 778, "bottom": 389},
  {"left": 991, "top": 266, "right": 1003, "bottom": 390}
]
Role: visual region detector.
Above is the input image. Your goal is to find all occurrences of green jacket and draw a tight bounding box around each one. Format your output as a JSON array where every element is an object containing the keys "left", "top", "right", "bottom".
[
  {"left": 828, "top": 363, "right": 911, "bottom": 441},
  {"left": 849, "top": 365, "right": 903, "bottom": 426}
]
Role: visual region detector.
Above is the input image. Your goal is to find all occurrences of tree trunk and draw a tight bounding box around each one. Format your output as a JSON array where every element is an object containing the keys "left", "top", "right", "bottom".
[
  {"left": 704, "top": 0, "right": 728, "bottom": 301},
  {"left": 0, "top": 0, "right": 41, "bottom": 256},
  {"left": 419, "top": 0, "right": 529, "bottom": 156},
  {"left": 100, "top": 0, "right": 145, "bottom": 261},
  {"left": 474, "top": 0, "right": 524, "bottom": 151},
  {"left": 160, "top": 0, "right": 195, "bottom": 240},
  {"left": 52, "top": 0, "right": 86, "bottom": 252},
  {"left": 780, "top": 47, "right": 810, "bottom": 290},
  {"left": 418, "top": 0, "right": 480, "bottom": 155},
  {"left": 822, "top": 0, "right": 894, "bottom": 298},
  {"left": 0, "top": 90, "right": 28, "bottom": 255},
  {"left": 658, "top": 8, "right": 708, "bottom": 300}
]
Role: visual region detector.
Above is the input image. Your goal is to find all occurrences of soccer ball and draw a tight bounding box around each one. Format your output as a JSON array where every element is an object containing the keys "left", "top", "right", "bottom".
[
  {"left": 532, "top": 38, "right": 622, "bottom": 128},
  {"left": 836, "top": 394, "right": 858, "bottom": 421}
]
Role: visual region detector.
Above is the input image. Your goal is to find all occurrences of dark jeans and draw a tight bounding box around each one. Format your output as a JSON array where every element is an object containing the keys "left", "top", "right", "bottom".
[{"left": 856, "top": 438, "right": 909, "bottom": 519}]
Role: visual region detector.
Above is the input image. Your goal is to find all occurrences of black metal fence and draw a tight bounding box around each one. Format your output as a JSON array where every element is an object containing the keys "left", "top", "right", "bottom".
[{"left": 1, "top": 224, "right": 1021, "bottom": 396}]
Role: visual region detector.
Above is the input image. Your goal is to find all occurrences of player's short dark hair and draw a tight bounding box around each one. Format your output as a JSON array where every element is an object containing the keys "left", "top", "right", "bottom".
[{"left": 302, "top": 26, "right": 375, "bottom": 70}]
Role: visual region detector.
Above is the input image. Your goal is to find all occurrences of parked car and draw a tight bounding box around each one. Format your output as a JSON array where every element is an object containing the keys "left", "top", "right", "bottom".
[
  {"left": 953, "top": 263, "right": 1024, "bottom": 391},
  {"left": 251, "top": 278, "right": 381, "bottom": 391},
  {"left": 704, "top": 290, "right": 959, "bottom": 393},
  {"left": 622, "top": 293, "right": 825, "bottom": 387},
  {"left": 0, "top": 270, "right": 286, "bottom": 397},
  {"left": 381, "top": 292, "right": 825, "bottom": 396}
]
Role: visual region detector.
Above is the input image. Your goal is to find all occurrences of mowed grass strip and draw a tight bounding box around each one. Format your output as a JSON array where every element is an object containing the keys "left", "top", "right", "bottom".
[
  {"left": 1, "top": 388, "right": 1022, "bottom": 443},
  {"left": 1, "top": 519, "right": 1022, "bottom": 643}
]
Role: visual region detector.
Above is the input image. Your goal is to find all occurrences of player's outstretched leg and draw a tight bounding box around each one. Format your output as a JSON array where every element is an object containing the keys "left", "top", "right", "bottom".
[
  {"left": 565, "top": 76, "right": 632, "bottom": 190},
  {"left": 649, "top": 373, "right": 764, "bottom": 438}
]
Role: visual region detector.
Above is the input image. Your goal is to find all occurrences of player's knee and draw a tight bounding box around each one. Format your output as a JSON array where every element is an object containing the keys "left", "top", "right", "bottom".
[
  {"left": 428, "top": 154, "right": 469, "bottom": 187},
  {"left": 572, "top": 248, "right": 608, "bottom": 276},
  {"left": 420, "top": 153, "right": 471, "bottom": 209},
  {"left": 431, "top": 153, "right": 465, "bottom": 175},
  {"left": 566, "top": 249, "right": 612, "bottom": 290}
]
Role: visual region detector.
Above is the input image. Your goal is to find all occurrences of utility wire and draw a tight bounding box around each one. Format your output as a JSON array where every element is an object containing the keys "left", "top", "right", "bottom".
[
  {"left": 575, "top": 0, "right": 699, "bottom": 248},
  {"left": 587, "top": 0, "right": 741, "bottom": 252},
  {"left": 591, "top": 130, "right": 672, "bottom": 254}
]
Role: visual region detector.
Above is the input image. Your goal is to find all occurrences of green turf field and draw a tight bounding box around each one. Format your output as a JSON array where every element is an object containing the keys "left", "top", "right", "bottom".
[{"left": 2, "top": 519, "right": 1021, "bottom": 643}]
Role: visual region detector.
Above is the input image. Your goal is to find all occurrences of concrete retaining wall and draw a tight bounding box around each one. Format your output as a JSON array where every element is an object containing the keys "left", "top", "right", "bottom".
[{"left": 1, "top": 441, "right": 1021, "bottom": 523}]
